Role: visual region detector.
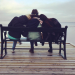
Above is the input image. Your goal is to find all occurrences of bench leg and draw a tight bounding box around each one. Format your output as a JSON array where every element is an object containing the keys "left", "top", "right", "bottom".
[
  {"left": 59, "top": 41, "right": 61, "bottom": 54},
  {"left": 59, "top": 42, "right": 67, "bottom": 60},
  {"left": 63, "top": 42, "right": 66, "bottom": 59},
  {"left": 1, "top": 41, "right": 3, "bottom": 59},
  {"left": 5, "top": 41, "right": 7, "bottom": 54}
]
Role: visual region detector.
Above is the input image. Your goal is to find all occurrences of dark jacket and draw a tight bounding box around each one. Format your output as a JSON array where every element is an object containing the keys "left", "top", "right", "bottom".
[
  {"left": 41, "top": 18, "right": 62, "bottom": 42},
  {"left": 8, "top": 15, "right": 29, "bottom": 38},
  {"left": 21, "top": 16, "right": 40, "bottom": 37},
  {"left": 26, "top": 18, "right": 41, "bottom": 40},
  {"left": 26, "top": 18, "right": 39, "bottom": 28}
]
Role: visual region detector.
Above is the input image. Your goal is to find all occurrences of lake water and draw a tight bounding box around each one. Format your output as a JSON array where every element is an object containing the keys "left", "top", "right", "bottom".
[
  {"left": 0, "top": 22, "right": 75, "bottom": 46},
  {"left": 61, "top": 22, "right": 75, "bottom": 46}
]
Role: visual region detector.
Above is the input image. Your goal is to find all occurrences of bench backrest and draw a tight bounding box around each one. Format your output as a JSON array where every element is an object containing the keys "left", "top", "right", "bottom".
[
  {"left": 0, "top": 24, "right": 68, "bottom": 42},
  {"left": 0, "top": 24, "right": 68, "bottom": 32}
]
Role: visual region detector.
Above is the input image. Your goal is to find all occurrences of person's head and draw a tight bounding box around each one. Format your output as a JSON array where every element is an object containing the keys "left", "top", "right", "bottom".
[
  {"left": 31, "top": 9, "right": 38, "bottom": 15},
  {"left": 40, "top": 14, "right": 53, "bottom": 27},
  {"left": 39, "top": 14, "right": 48, "bottom": 21},
  {"left": 31, "top": 9, "right": 39, "bottom": 18}
]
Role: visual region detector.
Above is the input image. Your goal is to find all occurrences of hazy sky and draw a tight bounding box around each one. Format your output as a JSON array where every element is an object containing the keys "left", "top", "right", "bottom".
[{"left": 0, "top": 0, "right": 75, "bottom": 26}]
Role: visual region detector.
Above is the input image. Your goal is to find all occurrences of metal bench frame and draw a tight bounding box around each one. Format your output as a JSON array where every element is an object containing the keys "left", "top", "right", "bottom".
[{"left": 0, "top": 24, "right": 68, "bottom": 59}]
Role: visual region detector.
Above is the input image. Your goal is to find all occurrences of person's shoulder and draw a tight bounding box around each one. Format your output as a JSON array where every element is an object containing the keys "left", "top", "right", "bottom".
[
  {"left": 19, "top": 14, "right": 31, "bottom": 20},
  {"left": 26, "top": 14, "right": 31, "bottom": 20}
]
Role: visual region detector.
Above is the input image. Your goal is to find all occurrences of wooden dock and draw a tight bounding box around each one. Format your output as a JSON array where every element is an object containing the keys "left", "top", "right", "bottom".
[{"left": 0, "top": 42, "right": 75, "bottom": 75}]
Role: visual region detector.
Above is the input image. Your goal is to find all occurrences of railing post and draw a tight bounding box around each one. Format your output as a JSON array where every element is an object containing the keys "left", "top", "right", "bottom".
[
  {"left": 0, "top": 24, "right": 3, "bottom": 59},
  {"left": 63, "top": 26, "right": 68, "bottom": 59},
  {"left": 0, "top": 24, "right": 1, "bottom": 44},
  {"left": 59, "top": 38, "right": 61, "bottom": 54},
  {"left": 4, "top": 31, "right": 7, "bottom": 54}
]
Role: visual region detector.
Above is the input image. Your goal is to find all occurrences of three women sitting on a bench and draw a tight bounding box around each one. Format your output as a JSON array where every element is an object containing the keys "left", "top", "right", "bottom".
[{"left": 8, "top": 9, "right": 61, "bottom": 55}]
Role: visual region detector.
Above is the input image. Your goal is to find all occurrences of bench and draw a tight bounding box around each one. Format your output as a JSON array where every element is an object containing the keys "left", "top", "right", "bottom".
[{"left": 0, "top": 24, "right": 68, "bottom": 59}]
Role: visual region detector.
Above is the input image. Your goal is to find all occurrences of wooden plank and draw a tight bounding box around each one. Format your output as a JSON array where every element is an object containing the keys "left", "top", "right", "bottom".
[
  {"left": 0, "top": 60, "right": 75, "bottom": 64},
  {"left": 1, "top": 59, "right": 75, "bottom": 62},
  {"left": 0, "top": 62, "right": 75, "bottom": 65},
  {"left": 4, "top": 57, "right": 64, "bottom": 60},
  {"left": 0, "top": 44, "right": 75, "bottom": 75},
  {"left": 0, "top": 66, "right": 75, "bottom": 69},
  {"left": 0, "top": 67, "right": 75, "bottom": 74},
  {"left": 0, "top": 73, "right": 75, "bottom": 75}
]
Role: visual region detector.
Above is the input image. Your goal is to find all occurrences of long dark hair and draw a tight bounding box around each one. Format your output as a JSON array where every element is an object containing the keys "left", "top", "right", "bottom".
[{"left": 39, "top": 14, "right": 53, "bottom": 27}]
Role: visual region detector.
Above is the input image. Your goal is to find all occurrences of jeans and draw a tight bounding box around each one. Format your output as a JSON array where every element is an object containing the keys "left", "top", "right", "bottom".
[
  {"left": 30, "top": 42, "right": 34, "bottom": 49},
  {"left": 12, "top": 40, "right": 21, "bottom": 50},
  {"left": 12, "top": 41, "right": 17, "bottom": 50}
]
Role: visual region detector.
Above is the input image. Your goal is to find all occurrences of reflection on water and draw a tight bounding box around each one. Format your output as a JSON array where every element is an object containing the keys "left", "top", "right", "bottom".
[{"left": 61, "top": 22, "right": 75, "bottom": 46}]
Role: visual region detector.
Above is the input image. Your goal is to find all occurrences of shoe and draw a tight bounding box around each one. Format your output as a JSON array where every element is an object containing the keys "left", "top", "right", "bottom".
[
  {"left": 35, "top": 42, "right": 38, "bottom": 46},
  {"left": 48, "top": 49, "right": 52, "bottom": 56},
  {"left": 29, "top": 48, "right": 34, "bottom": 53},
  {"left": 19, "top": 42, "right": 22, "bottom": 45},
  {"left": 48, "top": 52, "right": 53, "bottom": 56},
  {"left": 48, "top": 49, "right": 52, "bottom": 53},
  {"left": 12, "top": 50, "right": 15, "bottom": 53},
  {"left": 48, "top": 52, "right": 52, "bottom": 56}
]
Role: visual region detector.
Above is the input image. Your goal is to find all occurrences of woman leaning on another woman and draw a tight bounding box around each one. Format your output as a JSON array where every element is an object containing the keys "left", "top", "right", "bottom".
[{"left": 8, "top": 14, "right": 31, "bottom": 53}]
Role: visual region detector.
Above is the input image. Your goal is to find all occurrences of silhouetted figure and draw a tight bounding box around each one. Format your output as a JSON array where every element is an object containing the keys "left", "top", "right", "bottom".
[
  {"left": 39, "top": 14, "right": 62, "bottom": 55},
  {"left": 27, "top": 9, "right": 42, "bottom": 53},
  {"left": 8, "top": 15, "right": 31, "bottom": 53}
]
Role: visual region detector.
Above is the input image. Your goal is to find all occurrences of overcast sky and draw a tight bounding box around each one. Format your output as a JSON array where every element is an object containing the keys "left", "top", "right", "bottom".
[{"left": 0, "top": 0, "right": 75, "bottom": 26}]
